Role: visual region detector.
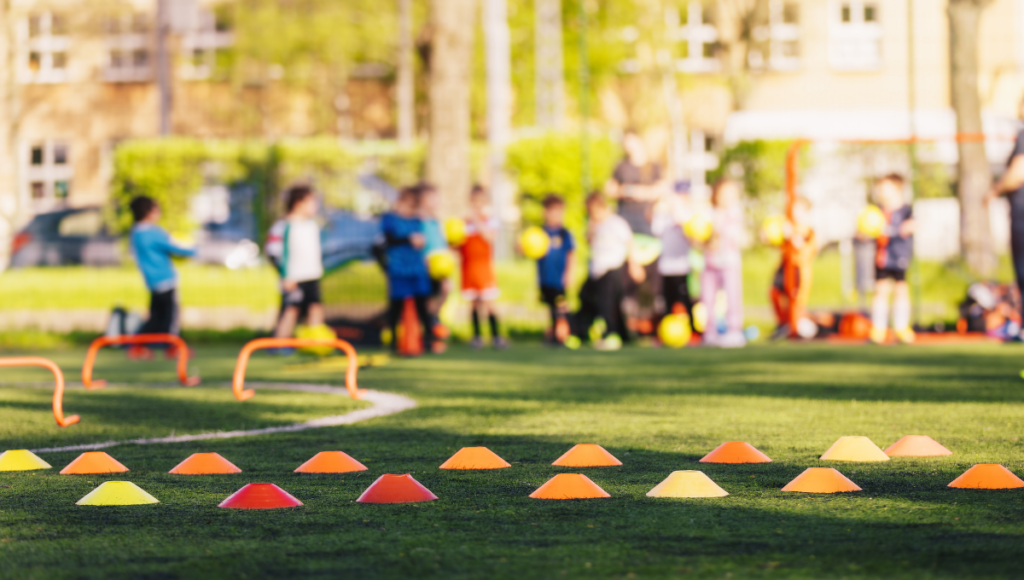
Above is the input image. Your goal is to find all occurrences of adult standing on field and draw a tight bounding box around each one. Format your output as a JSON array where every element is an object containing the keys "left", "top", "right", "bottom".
[{"left": 987, "top": 96, "right": 1024, "bottom": 337}]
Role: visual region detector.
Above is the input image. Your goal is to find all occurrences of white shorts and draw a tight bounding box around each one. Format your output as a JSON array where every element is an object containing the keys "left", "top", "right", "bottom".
[{"left": 461, "top": 287, "right": 501, "bottom": 301}]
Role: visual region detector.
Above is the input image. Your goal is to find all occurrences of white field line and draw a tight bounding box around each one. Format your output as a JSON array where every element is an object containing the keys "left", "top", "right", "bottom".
[{"left": 29, "top": 384, "right": 416, "bottom": 454}]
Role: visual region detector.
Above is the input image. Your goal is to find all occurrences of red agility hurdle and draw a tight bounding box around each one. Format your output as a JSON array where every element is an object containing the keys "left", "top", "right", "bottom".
[
  {"left": 82, "top": 334, "right": 200, "bottom": 389},
  {"left": 0, "top": 357, "right": 79, "bottom": 427},
  {"left": 232, "top": 337, "right": 361, "bottom": 401}
]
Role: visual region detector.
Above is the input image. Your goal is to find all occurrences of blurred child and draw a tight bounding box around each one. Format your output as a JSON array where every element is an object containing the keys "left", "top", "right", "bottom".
[
  {"left": 382, "top": 187, "right": 435, "bottom": 353},
  {"left": 701, "top": 179, "right": 746, "bottom": 348},
  {"left": 535, "top": 194, "right": 575, "bottom": 345},
  {"left": 651, "top": 183, "right": 697, "bottom": 336},
  {"left": 271, "top": 185, "right": 325, "bottom": 346},
  {"left": 128, "top": 196, "right": 195, "bottom": 358},
  {"left": 869, "top": 173, "right": 916, "bottom": 344},
  {"left": 770, "top": 197, "right": 817, "bottom": 339},
  {"left": 417, "top": 183, "right": 450, "bottom": 342},
  {"left": 461, "top": 185, "right": 507, "bottom": 349},
  {"left": 574, "top": 192, "right": 634, "bottom": 351}
]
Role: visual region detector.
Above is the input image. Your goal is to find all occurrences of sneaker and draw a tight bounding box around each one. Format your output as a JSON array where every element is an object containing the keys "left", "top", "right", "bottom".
[
  {"left": 470, "top": 337, "right": 484, "bottom": 350},
  {"left": 430, "top": 341, "right": 448, "bottom": 354},
  {"left": 717, "top": 331, "right": 748, "bottom": 349},
  {"left": 593, "top": 334, "right": 623, "bottom": 351},
  {"left": 770, "top": 324, "right": 791, "bottom": 341},
  {"left": 869, "top": 326, "right": 887, "bottom": 345},
  {"left": 127, "top": 345, "right": 153, "bottom": 360},
  {"left": 563, "top": 335, "right": 581, "bottom": 350},
  {"left": 493, "top": 337, "right": 510, "bottom": 350},
  {"left": 555, "top": 318, "right": 571, "bottom": 342},
  {"left": 894, "top": 327, "right": 916, "bottom": 344},
  {"left": 266, "top": 347, "right": 297, "bottom": 357}
]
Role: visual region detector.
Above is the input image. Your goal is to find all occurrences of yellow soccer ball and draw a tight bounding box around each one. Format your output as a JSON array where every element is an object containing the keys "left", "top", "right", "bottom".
[
  {"left": 762, "top": 215, "right": 786, "bottom": 246},
  {"left": 684, "top": 214, "right": 713, "bottom": 243},
  {"left": 658, "top": 313, "right": 691, "bottom": 348},
  {"left": 857, "top": 205, "right": 886, "bottom": 239},
  {"left": 295, "top": 324, "right": 337, "bottom": 357},
  {"left": 444, "top": 217, "right": 467, "bottom": 247},
  {"left": 428, "top": 251, "right": 456, "bottom": 280},
  {"left": 519, "top": 226, "right": 550, "bottom": 260}
]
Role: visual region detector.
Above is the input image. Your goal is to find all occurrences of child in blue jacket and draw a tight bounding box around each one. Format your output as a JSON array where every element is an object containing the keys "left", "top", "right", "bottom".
[
  {"left": 382, "top": 187, "right": 435, "bottom": 353},
  {"left": 129, "top": 196, "right": 195, "bottom": 343}
]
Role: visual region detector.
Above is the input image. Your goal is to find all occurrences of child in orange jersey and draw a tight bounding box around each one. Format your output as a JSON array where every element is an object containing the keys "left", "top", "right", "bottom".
[{"left": 461, "top": 185, "right": 508, "bottom": 349}]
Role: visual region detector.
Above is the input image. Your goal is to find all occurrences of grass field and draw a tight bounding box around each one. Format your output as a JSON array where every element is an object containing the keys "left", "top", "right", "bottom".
[{"left": 1, "top": 343, "right": 1023, "bottom": 579}]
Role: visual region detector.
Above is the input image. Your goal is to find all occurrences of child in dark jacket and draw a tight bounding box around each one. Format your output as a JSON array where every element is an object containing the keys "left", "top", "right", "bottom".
[{"left": 382, "top": 187, "right": 435, "bottom": 353}]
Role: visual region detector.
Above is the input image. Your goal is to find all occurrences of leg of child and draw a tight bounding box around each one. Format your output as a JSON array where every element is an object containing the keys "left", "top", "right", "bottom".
[
  {"left": 871, "top": 278, "right": 893, "bottom": 337},
  {"left": 723, "top": 261, "right": 744, "bottom": 334},
  {"left": 471, "top": 300, "right": 482, "bottom": 339},
  {"left": 275, "top": 305, "right": 300, "bottom": 339},
  {"left": 892, "top": 281, "right": 911, "bottom": 331},
  {"left": 701, "top": 267, "right": 722, "bottom": 343},
  {"left": 386, "top": 298, "right": 404, "bottom": 353},
  {"left": 595, "top": 270, "right": 620, "bottom": 339},
  {"left": 414, "top": 295, "right": 435, "bottom": 351},
  {"left": 306, "top": 303, "right": 324, "bottom": 327},
  {"left": 574, "top": 278, "right": 598, "bottom": 341},
  {"left": 485, "top": 300, "right": 500, "bottom": 339}
]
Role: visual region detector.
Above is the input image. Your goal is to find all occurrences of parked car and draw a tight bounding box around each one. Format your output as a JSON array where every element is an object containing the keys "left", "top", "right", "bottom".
[{"left": 9, "top": 207, "right": 121, "bottom": 267}]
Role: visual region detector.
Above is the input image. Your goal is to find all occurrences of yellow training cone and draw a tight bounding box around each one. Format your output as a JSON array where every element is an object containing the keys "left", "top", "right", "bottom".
[
  {"left": 820, "top": 436, "right": 890, "bottom": 462},
  {"left": 0, "top": 449, "right": 52, "bottom": 472},
  {"left": 647, "top": 471, "right": 728, "bottom": 498},
  {"left": 76, "top": 481, "right": 160, "bottom": 506}
]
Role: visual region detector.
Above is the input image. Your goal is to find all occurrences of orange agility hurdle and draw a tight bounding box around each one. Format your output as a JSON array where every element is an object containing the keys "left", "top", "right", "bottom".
[
  {"left": 0, "top": 357, "right": 79, "bottom": 427},
  {"left": 82, "top": 334, "right": 200, "bottom": 390},
  {"left": 232, "top": 337, "right": 361, "bottom": 401}
]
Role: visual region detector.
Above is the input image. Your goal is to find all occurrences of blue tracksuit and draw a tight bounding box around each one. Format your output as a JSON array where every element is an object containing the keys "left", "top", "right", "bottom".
[
  {"left": 381, "top": 213, "right": 431, "bottom": 299},
  {"left": 129, "top": 223, "right": 195, "bottom": 292}
]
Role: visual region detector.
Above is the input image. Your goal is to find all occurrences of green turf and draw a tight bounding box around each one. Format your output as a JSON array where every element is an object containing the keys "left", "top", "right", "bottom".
[{"left": 1, "top": 343, "right": 1023, "bottom": 579}]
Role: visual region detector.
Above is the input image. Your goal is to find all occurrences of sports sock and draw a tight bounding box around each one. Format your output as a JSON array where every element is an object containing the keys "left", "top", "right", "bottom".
[
  {"left": 489, "top": 313, "right": 500, "bottom": 339},
  {"left": 893, "top": 297, "right": 911, "bottom": 330},
  {"left": 471, "top": 308, "right": 481, "bottom": 338},
  {"left": 872, "top": 299, "right": 890, "bottom": 330}
]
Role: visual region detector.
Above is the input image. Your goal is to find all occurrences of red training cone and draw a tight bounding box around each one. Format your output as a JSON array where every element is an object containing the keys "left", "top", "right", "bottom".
[
  {"left": 218, "top": 483, "right": 303, "bottom": 509},
  {"left": 295, "top": 451, "right": 367, "bottom": 474},
  {"left": 357, "top": 474, "right": 438, "bottom": 504}
]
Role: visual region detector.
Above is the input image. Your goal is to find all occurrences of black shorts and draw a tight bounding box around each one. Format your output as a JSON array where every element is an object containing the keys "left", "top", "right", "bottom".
[
  {"left": 283, "top": 279, "right": 322, "bottom": 311},
  {"left": 876, "top": 267, "right": 906, "bottom": 282},
  {"left": 540, "top": 286, "right": 566, "bottom": 307}
]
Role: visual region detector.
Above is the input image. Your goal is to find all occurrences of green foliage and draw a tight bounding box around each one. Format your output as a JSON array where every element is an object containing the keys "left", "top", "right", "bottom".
[
  {"left": 505, "top": 132, "right": 620, "bottom": 238},
  {"left": 710, "top": 139, "right": 794, "bottom": 200}
]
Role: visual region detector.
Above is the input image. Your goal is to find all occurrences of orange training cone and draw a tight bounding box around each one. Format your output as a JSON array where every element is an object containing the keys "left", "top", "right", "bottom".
[
  {"left": 218, "top": 483, "right": 303, "bottom": 509},
  {"left": 819, "top": 436, "right": 890, "bottom": 462},
  {"left": 439, "top": 447, "right": 511, "bottom": 470},
  {"left": 700, "top": 441, "right": 772, "bottom": 464},
  {"left": 948, "top": 464, "right": 1024, "bottom": 490},
  {"left": 169, "top": 453, "right": 242, "bottom": 475},
  {"left": 884, "top": 435, "right": 952, "bottom": 457},
  {"left": 530, "top": 473, "right": 611, "bottom": 500},
  {"left": 60, "top": 452, "right": 129, "bottom": 475},
  {"left": 781, "top": 467, "right": 862, "bottom": 493},
  {"left": 357, "top": 474, "right": 438, "bottom": 504},
  {"left": 552, "top": 444, "right": 622, "bottom": 467},
  {"left": 397, "top": 298, "right": 423, "bottom": 357},
  {"left": 295, "top": 451, "right": 368, "bottom": 474}
]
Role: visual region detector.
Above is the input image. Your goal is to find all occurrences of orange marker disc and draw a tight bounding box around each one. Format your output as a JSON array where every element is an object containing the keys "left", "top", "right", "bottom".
[
  {"left": 439, "top": 447, "right": 511, "bottom": 470},
  {"left": 530, "top": 473, "right": 611, "bottom": 500},
  {"left": 781, "top": 467, "right": 862, "bottom": 493},
  {"left": 169, "top": 453, "right": 242, "bottom": 475},
  {"left": 551, "top": 444, "right": 622, "bottom": 467},
  {"left": 60, "top": 452, "right": 129, "bottom": 475},
  {"left": 295, "top": 451, "right": 367, "bottom": 474},
  {"left": 948, "top": 464, "right": 1024, "bottom": 489},
  {"left": 699, "top": 442, "right": 772, "bottom": 464}
]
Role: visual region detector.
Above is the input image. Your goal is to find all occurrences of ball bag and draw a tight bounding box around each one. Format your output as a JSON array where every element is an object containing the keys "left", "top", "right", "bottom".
[
  {"left": 658, "top": 313, "right": 691, "bottom": 348},
  {"left": 762, "top": 215, "right": 786, "bottom": 246},
  {"left": 857, "top": 206, "right": 886, "bottom": 239},
  {"left": 295, "top": 324, "right": 337, "bottom": 357},
  {"left": 520, "top": 226, "right": 550, "bottom": 260},
  {"left": 428, "top": 251, "right": 456, "bottom": 280},
  {"left": 444, "top": 217, "right": 467, "bottom": 247}
]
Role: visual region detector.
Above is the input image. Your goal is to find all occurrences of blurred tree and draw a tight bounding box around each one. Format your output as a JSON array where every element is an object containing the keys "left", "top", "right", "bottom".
[
  {"left": 948, "top": 0, "right": 995, "bottom": 275},
  {"left": 226, "top": 0, "right": 398, "bottom": 137}
]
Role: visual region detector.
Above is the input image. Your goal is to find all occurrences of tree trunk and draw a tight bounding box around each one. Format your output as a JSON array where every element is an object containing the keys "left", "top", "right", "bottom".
[
  {"left": 949, "top": 0, "right": 995, "bottom": 275},
  {"left": 0, "top": 0, "right": 22, "bottom": 271},
  {"left": 426, "top": 0, "right": 476, "bottom": 217},
  {"left": 396, "top": 0, "right": 415, "bottom": 144}
]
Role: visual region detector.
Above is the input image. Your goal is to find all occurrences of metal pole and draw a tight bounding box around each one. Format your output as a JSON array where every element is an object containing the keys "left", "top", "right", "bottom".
[
  {"left": 484, "top": 0, "right": 513, "bottom": 258},
  {"left": 578, "top": 0, "right": 590, "bottom": 194},
  {"left": 907, "top": 0, "right": 922, "bottom": 326},
  {"left": 156, "top": 0, "right": 172, "bottom": 136},
  {"left": 397, "top": 0, "right": 415, "bottom": 144}
]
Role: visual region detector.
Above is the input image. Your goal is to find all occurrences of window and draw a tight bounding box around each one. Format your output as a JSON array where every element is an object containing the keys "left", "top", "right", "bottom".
[
  {"left": 750, "top": 1, "right": 801, "bottom": 72},
  {"left": 829, "top": 1, "right": 882, "bottom": 71},
  {"left": 104, "top": 13, "right": 152, "bottom": 82},
  {"left": 670, "top": 1, "right": 720, "bottom": 74},
  {"left": 24, "top": 142, "right": 73, "bottom": 209},
  {"left": 19, "top": 13, "right": 70, "bottom": 83},
  {"left": 180, "top": 10, "right": 233, "bottom": 80}
]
